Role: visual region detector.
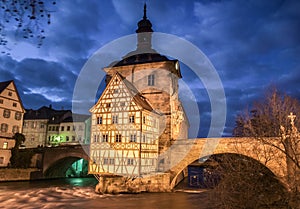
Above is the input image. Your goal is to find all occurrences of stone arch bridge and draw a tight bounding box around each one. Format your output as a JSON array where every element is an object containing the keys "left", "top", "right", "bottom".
[
  {"left": 31, "top": 144, "right": 90, "bottom": 178},
  {"left": 163, "top": 137, "right": 287, "bottom": 189},
  {"left": 31, "top": 138, "right": 288, "bottom": 189}
]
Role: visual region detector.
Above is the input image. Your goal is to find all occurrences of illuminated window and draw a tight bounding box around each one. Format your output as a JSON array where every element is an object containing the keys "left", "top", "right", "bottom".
[
  {"left": 97, "top": 116, "right": 102, "bottom": 124},
  {"left": 31, "top": 122, "right": 36, "bottom": 129},
  {"left": 3, "top": 142, "right": 8, "bottom": 149},
  {"left": 102, "top": 134, "right": 108, "bottom": 142},
  {"left": 112, "top": 115, "right": 118, "bottom": 124},
  {"left": 115, "top": 134, "right": 122, "bottom": 142},
  {"left": 148, "top": 74, "right": 155, "bottom": 86},
  {"left": 3, "top": 109, "right": 10, "bottom": 118},
  {"left": 127, "top": 159, "right": 134, "bottom": 165},
  {"left": 143, "top": 116, "right": 146, "bottom": 124},
  {"left": 129, "top": 115, "right": 135, "bottom": 123},
  {"left": 130, "top": 134, "right": 136, "bottom": 142},
  {"left": 103, "top": 158, "right": 115, "bottom": 165},
  {"left": 154, "top": 119, "right": 157, "bottom": 128},
  {"left": 103, "top": 158, "right": 109, "bottom": 165},
  {"left": 109, "top": 159, "right": 115, "bottom": 165}
]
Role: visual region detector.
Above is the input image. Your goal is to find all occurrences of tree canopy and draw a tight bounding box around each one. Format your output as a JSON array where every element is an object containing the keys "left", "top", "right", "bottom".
[
  {"left": 0, "top": 0, "right": 56, "bottom": 54},
  {"left": 233, "top": 89, "right": 300, "bottom": 137}
]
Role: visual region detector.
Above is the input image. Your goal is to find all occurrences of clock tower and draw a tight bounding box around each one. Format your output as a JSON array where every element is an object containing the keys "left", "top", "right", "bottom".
[{"left": 103, "top": 4, "right": 189, "bottom": 153}]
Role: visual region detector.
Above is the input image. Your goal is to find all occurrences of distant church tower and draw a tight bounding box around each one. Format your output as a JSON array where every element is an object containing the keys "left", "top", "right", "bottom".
[{"left": 89, "top": 4, "right": 189, "bottom": 176}]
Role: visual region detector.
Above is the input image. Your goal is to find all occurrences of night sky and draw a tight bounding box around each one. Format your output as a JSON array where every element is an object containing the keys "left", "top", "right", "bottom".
[{"left": 0, "top": 0, "right": 299, "bottom": 137}]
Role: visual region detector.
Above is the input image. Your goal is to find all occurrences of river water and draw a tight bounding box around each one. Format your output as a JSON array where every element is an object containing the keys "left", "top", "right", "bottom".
[{"left": 0, "top": 178, "right": 214, "bottom": 209}]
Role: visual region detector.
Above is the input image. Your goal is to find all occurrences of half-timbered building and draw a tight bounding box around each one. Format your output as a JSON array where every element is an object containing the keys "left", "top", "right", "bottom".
[{"left": 90, "top": 73, "right": 160, "bottom": 176}]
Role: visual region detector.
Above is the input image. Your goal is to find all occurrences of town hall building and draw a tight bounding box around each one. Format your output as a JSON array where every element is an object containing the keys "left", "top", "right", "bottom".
[{"left": 89, "top": 4, "right": 189, "bottom": 177}]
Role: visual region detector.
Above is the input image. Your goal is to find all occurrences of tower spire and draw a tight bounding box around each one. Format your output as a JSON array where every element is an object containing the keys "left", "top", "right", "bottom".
[
  {"left": 143, "top": 3, "right": 147, "bottom": 20},
  {"left": 136, "top": 3, "right": 153, "bottom": 33}
]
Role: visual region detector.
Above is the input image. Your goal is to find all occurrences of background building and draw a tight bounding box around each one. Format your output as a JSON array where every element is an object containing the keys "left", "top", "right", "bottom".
[
  {"left": 23, "top": 106, "right": 90, "bottom": 147},
  {"left": 0, "top": 80, "right": 25, "bottom": 167}
]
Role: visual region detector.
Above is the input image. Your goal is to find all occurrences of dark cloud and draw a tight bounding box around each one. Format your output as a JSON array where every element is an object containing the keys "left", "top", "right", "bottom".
[{"left": 0, "top": 0, "right": 299, "bottom": 137}]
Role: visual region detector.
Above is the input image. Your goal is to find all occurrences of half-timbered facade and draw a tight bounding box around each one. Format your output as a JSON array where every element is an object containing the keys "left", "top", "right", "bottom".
[{"left": 90, "top": 73, "right": 160, "bottom": 176}]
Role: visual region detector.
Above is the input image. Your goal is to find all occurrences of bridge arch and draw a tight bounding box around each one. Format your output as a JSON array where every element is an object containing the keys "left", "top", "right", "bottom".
[
  {"left": 44, "top": 156, "right": 89, "bottom": 177},
  {"left": 171, "top": 152, "right": 282, "bottom": 189},
  {"left": 169, "top": 138, "right": 287, "bottom": 189},
  {"left": 42, "top": 146, "right": 90, "bottom": 177}
]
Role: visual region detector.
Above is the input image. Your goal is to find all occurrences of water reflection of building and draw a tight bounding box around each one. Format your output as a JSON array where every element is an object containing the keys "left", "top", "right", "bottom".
[
  {"left": 0, "top": 80, "right": 25, "bottom": 167},
  {"left": 89, "top": 4, "right": 189, "bottom": 177}
]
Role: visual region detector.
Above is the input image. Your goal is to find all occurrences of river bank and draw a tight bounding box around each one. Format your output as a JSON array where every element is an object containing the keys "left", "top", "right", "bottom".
[{"left": 0, "top": 168, "right": 41, "bottom": 182}]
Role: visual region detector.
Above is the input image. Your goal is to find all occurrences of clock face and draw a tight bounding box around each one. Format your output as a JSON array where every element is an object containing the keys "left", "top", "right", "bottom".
[{"left": 175, "top": 62, "right": 179, "bottom": 70}]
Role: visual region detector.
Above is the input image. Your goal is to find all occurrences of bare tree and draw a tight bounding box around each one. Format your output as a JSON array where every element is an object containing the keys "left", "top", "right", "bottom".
[
  {"left": 0, "top": 0, "right": 57, "bottom": 54},
  {"left": 209, "top": 154, "right": 289, "bottom": 209},
  {"left": 232, "top": 88, "right": 300, "bottom": 207}
]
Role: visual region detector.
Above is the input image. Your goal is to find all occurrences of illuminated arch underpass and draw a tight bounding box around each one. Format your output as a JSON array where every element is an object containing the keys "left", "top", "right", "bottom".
[{"left": 44, "top": 157, "right": 89, "bottom": 178}]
